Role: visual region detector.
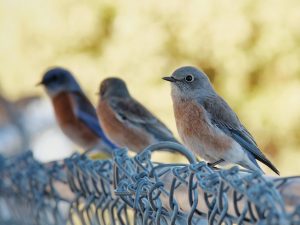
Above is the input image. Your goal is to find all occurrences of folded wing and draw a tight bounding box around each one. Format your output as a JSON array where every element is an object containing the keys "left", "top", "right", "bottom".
[
  {"left": 201, "top": 96, "right": 279, "bottom": 175},
  {"left": 109, "top": 97, "right": 179, "bottom": 143}
]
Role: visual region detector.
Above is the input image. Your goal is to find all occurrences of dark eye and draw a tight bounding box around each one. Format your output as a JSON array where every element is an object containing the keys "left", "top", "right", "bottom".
[
  {"left": 51, "top": 75, "right": 58, "bottom": 81},
  {"left": 185, "top": 75, "right": 194, "bottom": 82}
]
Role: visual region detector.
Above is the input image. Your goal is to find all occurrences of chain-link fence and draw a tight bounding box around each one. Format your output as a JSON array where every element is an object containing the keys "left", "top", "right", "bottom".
[{"left": 0, "top": 142, "right": 299, "bottom": 225}]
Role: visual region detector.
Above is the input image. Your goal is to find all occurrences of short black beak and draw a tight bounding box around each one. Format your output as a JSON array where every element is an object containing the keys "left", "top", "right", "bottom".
[
  {"left": 35, "top": 81, "right": 44, "bottom": 87},
  {"left": 162, "top": 76, "right": 176, "bottom": 82}
]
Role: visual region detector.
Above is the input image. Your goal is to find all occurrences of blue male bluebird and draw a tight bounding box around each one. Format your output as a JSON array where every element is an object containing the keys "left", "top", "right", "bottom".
[
  {"left": 38, "top": 67, "right": 116, "bottom": 154},
  {"left": 163, "top": 66, "right": 279, "bottom": 175},
  {"left": 96, "top": 77, "right": 178, "bottom": 153}
]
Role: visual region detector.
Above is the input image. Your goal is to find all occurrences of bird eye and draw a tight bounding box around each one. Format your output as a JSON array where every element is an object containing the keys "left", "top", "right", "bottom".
[
  {"left": 185, "top": 75, "right": 194, "bottom": 82},
  {"left": 51, "top": 75, "right": 59, "bottom": 82}
]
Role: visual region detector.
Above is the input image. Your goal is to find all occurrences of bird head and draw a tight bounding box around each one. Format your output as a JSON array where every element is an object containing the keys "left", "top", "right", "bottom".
[
  {"left": 99, "top": 77, "right": 130, "bottom": 99},
  {"left": 163, "top": 66, "right": 214, "bottom": 99},
  {"left": 38, "top": 67, "right": 81, "bottom": 97}
]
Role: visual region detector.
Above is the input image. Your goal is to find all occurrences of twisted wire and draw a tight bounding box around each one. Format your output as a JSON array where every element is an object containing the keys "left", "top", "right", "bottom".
[{"left": 0, "top": 142, "right": 299, "bottom": 225}]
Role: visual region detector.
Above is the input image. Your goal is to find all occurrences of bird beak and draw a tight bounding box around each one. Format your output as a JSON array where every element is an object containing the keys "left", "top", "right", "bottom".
[
  {"left": 35, "top": 81, "right": 43, "bottom": 87},
  {"left": 162, "top": 76, "right": 176, "bottom": 82}
]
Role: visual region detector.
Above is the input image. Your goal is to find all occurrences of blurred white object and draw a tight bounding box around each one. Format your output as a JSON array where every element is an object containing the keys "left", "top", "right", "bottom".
[
  {"left": 24, "top": 99, "right": 75, "bottom": 162},
  {"left": 0, "top": 96, "right": 75, "bottom": 161},
  {"left": 32, "top": 126, "right": 74, "bottom": 162},
  {"left": 0, "top": 125, "right": 23, "bottom": 154}
]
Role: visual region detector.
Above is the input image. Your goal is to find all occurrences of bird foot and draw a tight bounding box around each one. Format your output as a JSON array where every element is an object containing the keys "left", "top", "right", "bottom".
[{"left": 207, "top": 159, "right": 224, "bottom": 169}]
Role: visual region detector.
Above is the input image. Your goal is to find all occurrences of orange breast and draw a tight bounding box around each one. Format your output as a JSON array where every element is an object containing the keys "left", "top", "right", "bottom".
[
  {"left": 52, "top": 92, "right": 99, "bottom": 149},
  {"left": 97, "top": 99, "right": 152, "bottom": 152},
  {"left": 173, "top": 99, "right": 233, "bottom": 154}
]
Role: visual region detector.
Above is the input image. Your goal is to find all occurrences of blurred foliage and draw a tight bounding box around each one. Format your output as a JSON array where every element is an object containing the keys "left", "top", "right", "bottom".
[{"left": 1, "top": 0, "right": 300, "bottom": 175}]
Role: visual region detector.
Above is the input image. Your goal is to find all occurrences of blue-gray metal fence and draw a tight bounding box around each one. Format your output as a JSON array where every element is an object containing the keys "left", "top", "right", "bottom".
[{"left": 0, "top": 142, "right": 299, "bottom": 225}]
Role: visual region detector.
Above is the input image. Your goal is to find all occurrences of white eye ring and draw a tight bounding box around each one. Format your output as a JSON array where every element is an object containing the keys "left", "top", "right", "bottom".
[{"left": 185, "top": 74, "right": 194, "bottom": 82}]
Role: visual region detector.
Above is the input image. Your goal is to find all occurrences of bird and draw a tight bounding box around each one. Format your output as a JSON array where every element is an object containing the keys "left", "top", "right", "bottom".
[
  {"left": 38, "top": 67, "right": 117, "bottom": 154},
  {"left": 96, "top": 77, "right": 179, "bottom": 153},
  {"left": 163, "top": 66, "right": 279, "bottom": 175}
]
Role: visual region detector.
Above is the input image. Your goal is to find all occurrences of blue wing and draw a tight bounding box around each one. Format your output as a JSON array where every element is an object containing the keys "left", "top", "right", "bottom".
[{"left": 72, "top": 92, "right": 117, "bottom": 149}]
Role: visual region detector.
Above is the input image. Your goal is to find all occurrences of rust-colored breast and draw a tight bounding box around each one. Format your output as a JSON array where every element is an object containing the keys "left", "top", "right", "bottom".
[
  {"left": 97, "top": 99, "right": 153, "bottom": 152},
  {"left": 52, "top": 92, "right": 99, "bottom": 149},
  {"left": 52, "top": 92, "right": 76, "bottom": 126},
  {"left": 173, "top": 98, "right": 233, "bottom": 157}
]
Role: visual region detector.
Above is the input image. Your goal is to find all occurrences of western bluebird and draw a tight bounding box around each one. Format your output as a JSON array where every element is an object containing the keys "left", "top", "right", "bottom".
[
  {"left": 163, "top": 66, "right": 279, "bottom": 175},
  {"left": 38, "top": 67, "right": 116, "bottom": 154},
  {"left": 96, "top": 77, "right": 179, "bottom": 153}
]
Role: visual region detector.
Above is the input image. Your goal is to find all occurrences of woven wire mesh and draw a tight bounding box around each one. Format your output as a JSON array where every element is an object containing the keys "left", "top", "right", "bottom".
[{"left": 0, "top": 142, "right": 299, "bottom": 225}]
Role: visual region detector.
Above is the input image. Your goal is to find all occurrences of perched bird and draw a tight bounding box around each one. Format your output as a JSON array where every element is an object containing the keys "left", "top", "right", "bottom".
[
  {"left": 96, "top": 77, "right": 178, "bottom": 153},
  {"left": 38, "top": 67, "right": 116, "bottom": 154},
  {"left": 163, "top": 66, "right": 279, "bottom": 174}
]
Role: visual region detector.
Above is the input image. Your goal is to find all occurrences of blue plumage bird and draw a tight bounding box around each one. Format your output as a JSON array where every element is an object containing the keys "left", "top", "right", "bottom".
[{"left": 38, "top": 67, "right": 117, "bottom": 154}]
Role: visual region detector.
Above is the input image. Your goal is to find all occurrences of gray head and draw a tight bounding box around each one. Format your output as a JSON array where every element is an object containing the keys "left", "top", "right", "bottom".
[
  {"left": 39, "top": 67, "right": 82, "bottom": 97},
  {"left": 99, "top": 77, "right": 130, "bottom": 99},
  {"left": 163, "top": 66, "right": 215, "bottom": 99}
]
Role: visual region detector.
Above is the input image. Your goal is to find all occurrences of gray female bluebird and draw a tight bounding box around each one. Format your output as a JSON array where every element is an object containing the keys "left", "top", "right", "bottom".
[
  {"left": 163, "top": 66, "right": 279, "bottom": 175},
  {"left": 38, "top": 67, "right": 116, "bottom": 154},
  {"left": 97, "top": 77, "right": 179, "bottom": 153}
]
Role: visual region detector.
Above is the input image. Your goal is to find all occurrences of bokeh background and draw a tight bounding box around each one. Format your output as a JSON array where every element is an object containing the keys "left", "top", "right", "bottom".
[{"left": 0, "top": 0, "right": 300, "bottom": 175}]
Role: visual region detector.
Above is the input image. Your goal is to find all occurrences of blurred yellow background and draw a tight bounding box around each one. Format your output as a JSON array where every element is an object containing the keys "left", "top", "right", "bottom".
[{"left": 0, "top": 0, "right": 300, "bottom": 175}]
